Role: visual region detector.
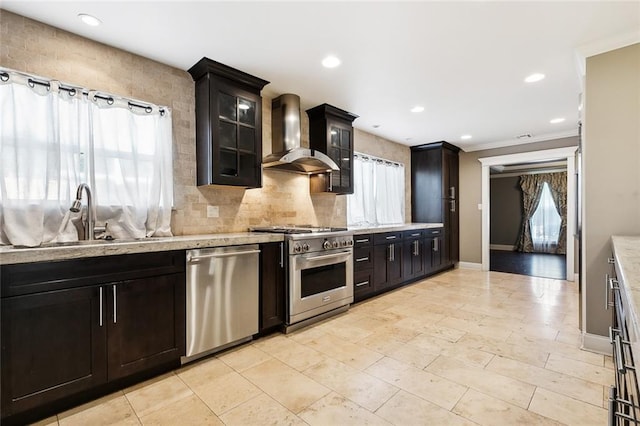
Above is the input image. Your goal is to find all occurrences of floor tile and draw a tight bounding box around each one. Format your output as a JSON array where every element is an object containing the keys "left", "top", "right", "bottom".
[
  {"left": 138, "top": 394, "right": 221, "bottom": 425},
  {"left": 219, "top": 393, "right": 306, "bottom": 426},
  {"left": 485, "top": 355, "right": 604, "bottom": 406},
  {"left": 545, "top": 353, "right": 611, "bottom": 386},
  {"left": 298, "top": 392, "right": 391, "bottom": 425},
  {"left": 253, "top": 334, "right": 328, "bottom": 372},
  {"left": 366, "top": 356, "right": 467, "bottom": 411},
  {"left": 31, "top": 416, "right": 59, "bottom": 426},
  {"left": 125, "top": 374, "right": 193, "bottom": 418},
  {"left": 303, "top": 357, "right": 399, "bottom": 411},
  {"left": 376, "top": 390, "right": 476, "bottom": 426},
  {"left": 217, "top": 344, "right": 273, "bottom": 372},
  {"left": 452, "top": 389, "right": 561, "bottom": 425},
  {"left": 58, "top": 392, "right": 139, "bottom": 426},
  {"left": 529, "top": 387, "right": 608, "bottom": 425},
  {"left": 303, "top": 332, "right": 384, "bottom": 370},
  {"left": 242, "top": 358, "right": 330, "bottom": 413},
  {"left": 507, "top": 333, "right": 606, "bottom": 367},
  {"left": 176, "top": 356, "right": 233, "bottom": 389},
  {"left": 457, "top": 332, "right": 550, "bottom": 368},
  {"left": 425, "top": 355, "right": 535, "bottom": 408},
  {"left": 408, "top": 333, "right": 495, "bottom": 367},
  {"left": 190, "top": 370, "right": 262, "bottom": 415}
]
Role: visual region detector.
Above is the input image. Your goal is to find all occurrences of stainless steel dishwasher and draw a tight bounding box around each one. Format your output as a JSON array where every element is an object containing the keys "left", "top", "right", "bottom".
[{"left": 183, "top": 244, "right": 260, "bottom": 363}]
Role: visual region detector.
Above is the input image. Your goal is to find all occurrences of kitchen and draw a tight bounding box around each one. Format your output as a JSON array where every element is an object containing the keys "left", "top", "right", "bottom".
[{"left": 1, "top": 2, "right": 639, "bottom": 425}]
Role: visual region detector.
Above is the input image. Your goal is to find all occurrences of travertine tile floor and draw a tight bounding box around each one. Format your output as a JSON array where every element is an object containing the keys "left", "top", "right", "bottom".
[{"left": 35, "top": 269, "right": 611, "bottom": 425}]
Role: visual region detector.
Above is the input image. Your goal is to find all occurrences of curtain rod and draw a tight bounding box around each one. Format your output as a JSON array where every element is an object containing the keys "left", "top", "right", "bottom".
[
  {"left": 354, "top": 152, "right": 404, "bottom": 168},
  {"left": 0, "top": 68, "right": 167, "bottom": 116}
]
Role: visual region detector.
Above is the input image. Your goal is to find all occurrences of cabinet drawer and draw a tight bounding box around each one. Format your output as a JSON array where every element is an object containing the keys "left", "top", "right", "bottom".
[
  {"left": 354, "top": 247, "right": 373, "bottom": 271},
  {"left": 403, "top": 230, "right": 425, "bottom": 240},
  {"left": 373, "top": 232, "right": 403, "bottom": 245},
  {"left": 353, "top": 269, "right": 374, "bottom": 301},
  {"left": 426, "top": 228, "right": 444, "bottom": 237},
  {"left": 353, "top": 234, "right": 373, "bottom": 248}
]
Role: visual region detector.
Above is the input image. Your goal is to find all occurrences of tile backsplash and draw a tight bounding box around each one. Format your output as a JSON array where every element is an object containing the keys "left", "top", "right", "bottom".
[{"left": 1, "top": 10, "right": 410, "bottom": 235}]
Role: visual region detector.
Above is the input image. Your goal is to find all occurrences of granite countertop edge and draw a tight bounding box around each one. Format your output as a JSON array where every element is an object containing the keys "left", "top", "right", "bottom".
[
  {"left": 348, "top": 223, "right": 443, "bottom": 234},
  {"left": 0, "top": 233, "right": 284, "bottom": 265}
]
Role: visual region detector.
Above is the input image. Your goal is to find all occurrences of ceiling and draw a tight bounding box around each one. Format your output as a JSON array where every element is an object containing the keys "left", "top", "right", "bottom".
[{"left": 3, "top": 1, "right": 639, "bottom": 151}]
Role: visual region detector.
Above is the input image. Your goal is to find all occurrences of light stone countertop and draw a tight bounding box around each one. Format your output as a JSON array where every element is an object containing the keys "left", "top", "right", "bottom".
[
  {"left": 0, "top": 233, "right": 284, "bottom": 266},
  {"left": 348, "top": 223, "right": 443, "bottom": 234},
  {"left": 611, "top": 236, "right": 640, "bottom": 357}
]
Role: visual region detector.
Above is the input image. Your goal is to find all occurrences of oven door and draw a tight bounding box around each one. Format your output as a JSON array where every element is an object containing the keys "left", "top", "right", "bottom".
[{"left": 289, "top": 248, "right": 354, "bottom": 324}]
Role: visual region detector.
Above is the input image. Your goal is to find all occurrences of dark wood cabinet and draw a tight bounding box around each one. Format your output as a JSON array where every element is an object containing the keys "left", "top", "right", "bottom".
[
  {"left": 1, "top": 252, "right": 185, "bottom": 423},
  {"left": 373, "top": 232, "right": 404, "bottom": 291},
  {"left": 259, "top": 242, "right": 285, "bottom": 333},
  {"left": 425, "top": 227, "right": 444, "bottom": 273},
  {"left": 307, "top": 104, "right": 358, "bottom": 194},
  {"left": 189, "top": 57, "right": 269, "bottom": 188},
  {"left": 353, "top": 233, "right": 375, "bottom": 302},
  {"left": 403, "top": 230, "right": 427, "bottom": 280},
  {"left": 411, "top": 142, "right": 460, "bottom": 268}
]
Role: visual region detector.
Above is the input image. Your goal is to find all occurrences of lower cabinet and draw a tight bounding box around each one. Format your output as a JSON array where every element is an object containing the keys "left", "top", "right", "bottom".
[
  {"left": 259, "top": 242, "right": 285, "bottom": 332},
  {"left": 353, "top": 227, "right": 449, "bottom": 303},
  {"left": 1, "top": 252, "right": 185, "bottom": 423}
]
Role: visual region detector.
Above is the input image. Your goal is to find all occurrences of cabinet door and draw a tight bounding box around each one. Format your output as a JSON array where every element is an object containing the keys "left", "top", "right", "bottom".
[
  {"left": 259, "top": 242, "right": 285, "bottom": 332},
  {"left": 373, "top": 243, "right": 402, "bottom": 291},
  {"left": 327, "top": 119, "right": 353, "bottom": 194},
  {"left": 403, "top": 238, "right": 426, "bottom": 280},
  {"left": 428, "top": 235, "right": 444, "bottom": 271},
  {"left": 107, "top": 273, "right": 185, "bottom": 380},
  {"left": 1, "top": 287, "right": 107, "bottom": 417},
  {"left": 211, "top": 81, "right": 262, "bottom": 187}
]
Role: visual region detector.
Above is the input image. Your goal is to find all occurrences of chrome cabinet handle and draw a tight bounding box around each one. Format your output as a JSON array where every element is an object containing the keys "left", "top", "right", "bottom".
[
  {"left": 605, "top": 274, "right": 610, "bottom": 310},
  {"left": 450, "top": 186, "right": 456, "bottom": 199},
  {"left": 388, "top": 244, "right": 395, "bottom": 262},
  {"left": 355, "top": 257, "right": 370, "bottom": 262},
  {"left": 433, "top": 237, "right": 439, "bottom": 252},
  {"left": 413, "top": 240, "right": 419, "bottom": 256},
  {"left": 112, "top": 284, "right": 117, "bottom": 324},
  {"left": 608, "top": 257, "right": 615, "bottom": 264},
  {"left": 450, "top": 200, "right": 456, "bottom": 212},
  {"left": 385, "top": 236, "right": 397, "bottom": 240},
  {"left": 607, "top": 276, "right": 618, "bottom": 310},
  {"left": 328, "top": 173, "right": 333, "bottom": 192},
  {"left": 99, "top": 286, "right": 103, "bottom": 327},
  {"left": 355, "top": 281, "right": 369, "bottom": 287},
  {"left": 279, "top": 242, "right": 284, "bottom": 268},
  {"left": 356, "top": 238, "right": 369, "bottom": 243},
  {"left": 410, "top": 233, "right": 421, "bottom": 237},
  {"left": 608, "top": 386, "right": 616, "bottom": 426},
  {"left": 614, "top": 334, "right": 626, "bottom": 374}
]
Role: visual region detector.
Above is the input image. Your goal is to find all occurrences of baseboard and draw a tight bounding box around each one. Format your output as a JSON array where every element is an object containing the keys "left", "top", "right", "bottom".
[
  {"left": 581, "top": 332, "right": 612, "bottom": 355},
  {"left": 490, "top": 244, "right": 515, "bottom": 251},
  {"left": 457, "top": 262, "right": 482, "bottom": 270}
]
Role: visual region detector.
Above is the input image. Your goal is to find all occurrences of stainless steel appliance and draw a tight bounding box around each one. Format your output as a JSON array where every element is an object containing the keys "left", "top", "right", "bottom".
[
  {"left": 251, "top": 226, "right": 354, "bottom": 332},
  {"left": 183, "top": 245, "right": 260, "bottom": 363}
]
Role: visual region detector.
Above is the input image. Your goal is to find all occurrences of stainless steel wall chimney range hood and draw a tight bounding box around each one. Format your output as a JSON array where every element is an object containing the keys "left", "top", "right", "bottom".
[{"left": 263, "top": 94, "right": 339, "bottom": 174}]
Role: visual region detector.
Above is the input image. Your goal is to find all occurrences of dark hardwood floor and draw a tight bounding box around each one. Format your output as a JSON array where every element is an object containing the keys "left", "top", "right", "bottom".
[{"left": 490, "top": 249, "right": 566, "bottom": 280}]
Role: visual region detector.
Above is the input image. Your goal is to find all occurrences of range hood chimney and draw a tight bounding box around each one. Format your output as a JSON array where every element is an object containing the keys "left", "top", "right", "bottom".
[{"left": 263, "top": 94, "right": 339, "bottom": 174}]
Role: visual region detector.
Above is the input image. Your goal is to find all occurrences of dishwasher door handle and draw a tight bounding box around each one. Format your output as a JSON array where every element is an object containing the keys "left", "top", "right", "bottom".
[{"left": 188, "top": 249, "right": 261, "bottom": 262}]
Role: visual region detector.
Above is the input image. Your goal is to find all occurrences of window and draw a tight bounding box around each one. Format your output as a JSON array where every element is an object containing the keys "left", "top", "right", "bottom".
[
  {"left": 0, "top": 70, "right": 173, "bottom": 247},
  {"left": 347, "top": 153, "right": 404, "bottom": 226},
  {"left": 529, "top": 182, "right": 561, "bottom": 253}
]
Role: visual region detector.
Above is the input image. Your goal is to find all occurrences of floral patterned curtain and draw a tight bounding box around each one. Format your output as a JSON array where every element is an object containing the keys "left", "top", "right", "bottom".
[{"left": 515, "top": 172, "right": 567, "bottom": 254}]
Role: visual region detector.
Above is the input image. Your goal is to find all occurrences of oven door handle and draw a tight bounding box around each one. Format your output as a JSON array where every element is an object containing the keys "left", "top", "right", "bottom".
[{"left": 297, "top": 250, "right": 352, "bottom": 268}]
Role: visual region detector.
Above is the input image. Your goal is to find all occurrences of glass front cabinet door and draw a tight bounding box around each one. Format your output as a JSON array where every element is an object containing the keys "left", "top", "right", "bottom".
[
  {"left": 189, "top": 58, "right": 269, "bottom": 188},
  {"left": 307, "top": 104, "right": 358, "bottom": 194}
]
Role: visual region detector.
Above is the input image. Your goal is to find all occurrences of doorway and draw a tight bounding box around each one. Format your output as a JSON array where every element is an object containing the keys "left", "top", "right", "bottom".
[
  {"left": 488, "top": 160, "right": 568, "bottom": 280},
  {"left": 479, "top": 147, "right": 577, "bottom": 282}
]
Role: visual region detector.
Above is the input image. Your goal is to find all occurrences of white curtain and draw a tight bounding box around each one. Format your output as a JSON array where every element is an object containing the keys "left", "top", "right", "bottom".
[
  {"left": 529, "top": 182, "right": 562, "bottom": 253},
  {"left": 347, "top": 154, "right": 404, "bottom": 226},
  {"left": 0, "top": 70, "right": 173, "bottom": 247}
]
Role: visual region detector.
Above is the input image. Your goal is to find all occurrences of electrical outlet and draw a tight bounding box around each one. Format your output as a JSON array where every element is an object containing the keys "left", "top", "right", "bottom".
[{"left": 207, "top": 205, "right": 219, "bottom": 218}]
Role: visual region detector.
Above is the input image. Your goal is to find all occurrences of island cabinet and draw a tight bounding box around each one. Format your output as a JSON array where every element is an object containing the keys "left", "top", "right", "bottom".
[
  {"left": 188, "top": 57, "right": 269, "bottom": 188},
  {"left": 0, "top": 251, "right": 186, "bottom": 424},
  {"left": 259, "top": 242, "right": 286, "bottom": 333},
  {"left": 307, "top": 103, "right": 358, "bottom": 194},
  {"left": 411, "top": 142, "right": 460, "bottom": 268},
  {"left": 353, "top": 233, "right": 375, "bottom": 302},
  {"left": 373, "top": 231, "right": 404, "bottom": 292}
]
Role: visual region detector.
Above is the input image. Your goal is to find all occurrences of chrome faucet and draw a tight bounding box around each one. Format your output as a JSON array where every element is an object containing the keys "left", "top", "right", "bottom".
[{"left": 69, "top": 183, "right": 95, "bottom": 240}]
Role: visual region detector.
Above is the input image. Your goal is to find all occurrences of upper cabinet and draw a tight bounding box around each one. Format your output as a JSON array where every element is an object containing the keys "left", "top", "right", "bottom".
[
  {"left": 306, "top": 104, "right": 358, "bottom": 194},
  {"left": 189, "top": 58, "right": 269, "bottom": 188}
]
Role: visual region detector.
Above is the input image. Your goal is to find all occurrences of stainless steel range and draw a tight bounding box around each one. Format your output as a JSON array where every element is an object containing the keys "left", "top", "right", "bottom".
[{"left": 251, "top": 226, "right": 354, "bottom": 332}]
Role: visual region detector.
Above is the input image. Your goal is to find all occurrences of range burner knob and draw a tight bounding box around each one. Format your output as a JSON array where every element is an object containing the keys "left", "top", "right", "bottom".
[
  {"left": 348, "top": 240, "right": 353, "bottom": 246},
  {"left": 302, "top": 243, "right": 310, "bottom": 252},
  {"left": 323, "top": 240, "right": 332, "bottom": 250},
  {"left": 341, "top": 240, "right": 348, "bottom": 247},
  {"left": 293, "top": 244, "right": 302, "bottom": 253},
  {"left": 332, "top": 241, "right": 339, "bottom": 248}
]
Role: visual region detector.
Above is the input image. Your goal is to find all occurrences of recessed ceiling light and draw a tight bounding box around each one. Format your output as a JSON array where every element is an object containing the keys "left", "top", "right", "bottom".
[
  {"left": 524, "top": 73, "right": 545, "bottom": 83},
  {"left": 410, "top": 106, "right": 424, "bottom": 113},
  {"left": 321, "top": 55, "right": 341, "bottom": 68},
  {"left": 78, "top": 13, "right": 101, "bottom": 26},
  {"left": 550, "top": 117, "right": 565, "bottom": 124},
  {"left": 461, "top": 134, "right": 472, "bottom": 140}
]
